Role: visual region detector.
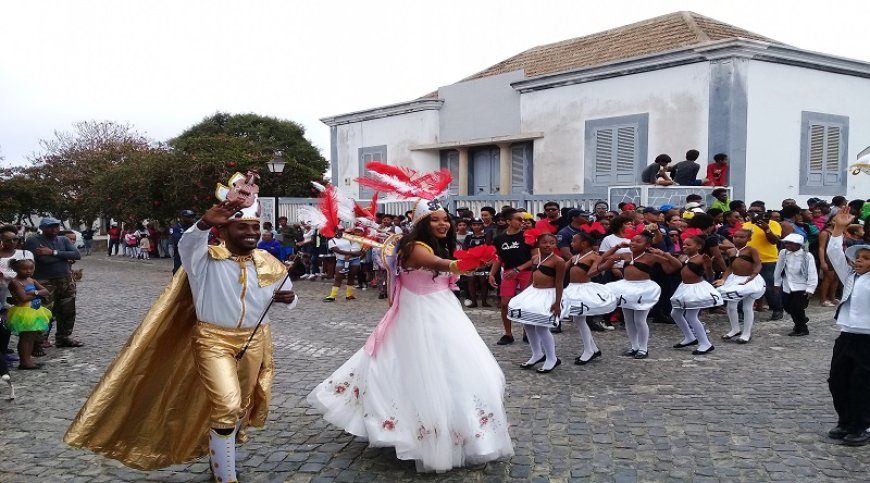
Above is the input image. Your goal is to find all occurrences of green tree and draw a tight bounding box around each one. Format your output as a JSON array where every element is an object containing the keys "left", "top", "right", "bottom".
[
  {"left": 170, "top": 112, "right": 328, "bottom": 198},
  {"left": 0, "top": 167, "right": 61, "bottom": 224},
  {"left": 28, "top": 121, "right": 152, "bottom": 223}
]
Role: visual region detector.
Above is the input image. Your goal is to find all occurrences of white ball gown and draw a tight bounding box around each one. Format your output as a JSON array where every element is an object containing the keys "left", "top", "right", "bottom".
[{"left": 307, "top": 269, "right": 514, "bottom": 472}]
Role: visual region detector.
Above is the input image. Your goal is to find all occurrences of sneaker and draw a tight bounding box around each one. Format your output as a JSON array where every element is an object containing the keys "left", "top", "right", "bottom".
[
  {"left": 602, "top": 320, "right": 616, "bottom": 331},
  {"left": 463, "top": 299, "right": 473, "bottom": 307},
  {"left": 299, "top": 274, "right": 310, "bottom": 280},
  {"left": 821, "top": 300, "right": 836, "bottom": 307},
  {"left": 360, "top": 286, "right": 367, "bottom": 291},
  {"left": 496, "top": 335, "right": 515, "bottom": 345},
  {"left": 588, "top": 319, "right": 607, "bottom": 332},
  {"left": 844, "top": 430, "right": 870, "bottom": 447},
  {"left": 322, "top": 296, "right": 336, "bottom": 303}
]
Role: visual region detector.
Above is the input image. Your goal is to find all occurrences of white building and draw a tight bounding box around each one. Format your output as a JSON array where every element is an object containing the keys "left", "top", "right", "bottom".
[{"left": 321, "top": 11, "right": 870, "bottom": 206}]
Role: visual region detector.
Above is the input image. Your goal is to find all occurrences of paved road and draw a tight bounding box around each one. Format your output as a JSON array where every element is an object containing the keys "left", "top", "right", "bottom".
[{"left": 1, "top": 255, "right": 869, "bottom": 482}]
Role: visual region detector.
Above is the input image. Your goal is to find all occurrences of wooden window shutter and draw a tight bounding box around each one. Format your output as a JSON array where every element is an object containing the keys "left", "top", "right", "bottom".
[
  {"left": 615, "top": 126, "right": 637, "bottom": 184},
  {"left": 511, "top": 144, "right": 528, "bottom": 193},
  {"left": 594, "top": 127, "right": 614, "bottom": 185},
  {"left": 805, "top": 124, "right": 825, "bottom": 187},
  {"left": 824, "top": 125, "right": 841, "bottom": 186},
  {"left": 440, "top": 150, "right": 460, "bottom": 195},
  {"left": 359, "top": 148, "right": 385, "bottom": 198}
]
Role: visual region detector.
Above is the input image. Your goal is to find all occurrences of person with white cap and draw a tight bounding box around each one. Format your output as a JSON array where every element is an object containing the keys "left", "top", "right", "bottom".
[
  {"left": 825, "top": 211, "right": 870, "bottom": 446},
  {"left": 773, "top": 233, "right": 818, "bottom": 336},
  {"left": 65, "top": 172, "right": 298, "bottom": 482},
  {"left": 23, "top": 216, "right": 82, "bottom": 347}
]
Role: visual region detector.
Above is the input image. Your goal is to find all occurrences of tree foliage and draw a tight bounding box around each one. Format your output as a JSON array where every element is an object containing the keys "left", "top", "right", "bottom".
[
  {"left": 170, "top": 112, "right": 328, "bottom": 198},
  {"left": 4, "top": 113, "right": 327, "bottom": 226}
]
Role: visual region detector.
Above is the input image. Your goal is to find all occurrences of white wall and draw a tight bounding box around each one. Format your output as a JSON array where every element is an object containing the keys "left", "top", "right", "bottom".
[
  {"left": 520, "top": 62, "right": 711, "bottom": 194},
  {"left": 334, "top": 110, "right": 440, "bottom": 199},
  {"left": 745, "top": 61, "right": 870, "bottom": 204}
]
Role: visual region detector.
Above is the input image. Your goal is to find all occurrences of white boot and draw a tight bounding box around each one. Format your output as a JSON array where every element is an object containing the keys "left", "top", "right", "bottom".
[
  {"left": 208, "top": 426, "right": 238, "bottom": 483},
  {"left": 1, "top": 374, "right": 14, "bottom": 400}
]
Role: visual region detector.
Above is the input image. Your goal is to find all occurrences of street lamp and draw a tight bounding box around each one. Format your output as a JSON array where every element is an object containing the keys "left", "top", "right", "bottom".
[{"left": 266, "top": 151, "right": 287, "bottom": 176}]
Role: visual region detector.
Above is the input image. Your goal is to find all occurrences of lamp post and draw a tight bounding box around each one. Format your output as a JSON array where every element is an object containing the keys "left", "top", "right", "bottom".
[{"left": 264, "top": 151, "right": 287, "bottom": 229}]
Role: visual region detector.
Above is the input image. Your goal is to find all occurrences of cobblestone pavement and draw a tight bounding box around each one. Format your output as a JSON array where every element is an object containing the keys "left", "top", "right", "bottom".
[{"left": 2, "top": 255, "right": 870, "bottom": 482}]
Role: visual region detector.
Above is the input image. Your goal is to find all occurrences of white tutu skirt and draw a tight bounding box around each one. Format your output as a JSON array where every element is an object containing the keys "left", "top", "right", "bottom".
[
  {"left": 671, "top": 281, "right": 725, "bottom": 309},
  {"left": 717, "top": 273, "right": 766, "bottom": 301},
  {"left": 307, "top": 274, "right": 514, "bottom": 473},
  {"left": 507, "top": 286, "right": 558, "bottom": 327},
  {"left": 608, "top": 279, "right": 661, "bottom": 310},
  {"left": 561, "top": 282, "right": 618, "bottom": 316}
]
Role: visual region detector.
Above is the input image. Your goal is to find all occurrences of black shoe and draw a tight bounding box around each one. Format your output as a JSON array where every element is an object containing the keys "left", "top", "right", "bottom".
[
  {"left": 322, "top": 296, "right": 336, "bottom": 303},
  {"left": 843, "top": 430, "right": 870, "bottom": 446},
  {"left": 378, "top": 293, "right": 387, "bottom": 299},
  {"left": 621, "top": 349, "right": 638, "bottom": 357},
  {"left": 537, "top": 358, "right": 562, "bottom": 373},
  {"left": 722, "top": 332, "right": 741, "bottom": 340},
  {"left": 588, "top": 319, "right": 606, "bottom": 332},
  {"left": 633, "top": 350, "right": 648, "bottom": 360},
  {"left": 550, "top": 325, "right": 562, "bottom": 334},
  {"left": 496, "top": 335, "right": 515, "bottom": 345},
  {"left": 692, "top": 346, "right": 715, "bottom": 355},
  {"left": 520, "top": 355, "right": 546, "bottom": 369},
  {"left": 574, "top": 351, "right": 602, "bottom": 365},
  {"left": 828, "top": 426, "right": 850, "bottom": 440},
  {"left": 770, "top": 310, "right": 784, "bottom": 321},
  {"left": 788, "top": 330, "right": 810, "bottom": 337},
  {"left": 673, "top": 339, "right": 699, "bottom": 349},
  {"left": 522, "top": 335, "right": 529, "bottom": 343}
]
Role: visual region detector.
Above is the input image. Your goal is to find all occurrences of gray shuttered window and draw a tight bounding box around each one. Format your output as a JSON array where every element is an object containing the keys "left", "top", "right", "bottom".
[
  {"left": 799, "top": 112, "right": 848, "bottom": 196},
  {"left": 511, "top": 143, "right": 533, "bottom": 194},
  {"left": 358, "top": 146, "right": 386, "bottom": 199},
  {"left": 584, "top": 114, "right": 648, "bottom": 193},
  {"left": 440, "top": 150, "right": 460, "bottom": 196}
]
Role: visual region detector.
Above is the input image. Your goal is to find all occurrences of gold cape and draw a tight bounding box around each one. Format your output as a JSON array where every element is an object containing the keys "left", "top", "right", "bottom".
[{"left": 64, "top": 248, "right": 286, "bottom": 471}]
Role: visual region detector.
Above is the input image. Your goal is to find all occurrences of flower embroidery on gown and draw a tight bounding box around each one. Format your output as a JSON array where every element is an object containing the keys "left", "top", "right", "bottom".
[{"left": 308, "top": 269, "right": 514, "bottom": 472}]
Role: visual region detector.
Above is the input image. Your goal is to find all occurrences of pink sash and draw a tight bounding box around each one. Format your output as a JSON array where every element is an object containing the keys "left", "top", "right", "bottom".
[{"left": 364, "top": 271, "right": 458, "bottom": 356}]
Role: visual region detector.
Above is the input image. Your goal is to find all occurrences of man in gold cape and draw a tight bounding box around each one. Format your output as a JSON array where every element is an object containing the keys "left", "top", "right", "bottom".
[{"left": 65, "top": 176, "right": 297, "bottom": 483}]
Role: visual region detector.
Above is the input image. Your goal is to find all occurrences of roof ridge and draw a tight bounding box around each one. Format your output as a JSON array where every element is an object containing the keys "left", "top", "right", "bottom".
[{"left": 682, "top": 11, "right": 710, "bottom": 43}]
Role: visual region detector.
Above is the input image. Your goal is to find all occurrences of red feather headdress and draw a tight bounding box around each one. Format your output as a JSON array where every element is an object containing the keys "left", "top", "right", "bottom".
[{"left": 356, "top": 161, "right": 452, "bottom": 201}]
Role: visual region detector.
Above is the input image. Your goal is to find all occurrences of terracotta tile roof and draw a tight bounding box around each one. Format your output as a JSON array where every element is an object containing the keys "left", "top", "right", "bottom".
[{"left": 421, "top": 11, "right": 781, "bottom": 97}]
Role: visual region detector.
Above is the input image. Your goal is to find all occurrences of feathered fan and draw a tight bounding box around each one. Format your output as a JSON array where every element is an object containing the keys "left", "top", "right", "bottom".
[{"left": 454, "top": 245, "right": 498, "bottom": 272}]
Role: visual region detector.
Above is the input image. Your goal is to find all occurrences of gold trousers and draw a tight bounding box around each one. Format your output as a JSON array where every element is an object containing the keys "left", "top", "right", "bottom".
[{"left": 192, "top": 322, "right": 271, "bottom": 429}]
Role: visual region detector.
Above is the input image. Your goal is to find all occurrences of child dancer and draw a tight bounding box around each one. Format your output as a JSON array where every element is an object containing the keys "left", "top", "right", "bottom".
[
  {"left": 601, "top": 232, "right": 681, "bottom": 359},
  {"left": 826, "top": 211, "right": 870, "bottom": 445},
  {"left": 6, "top": 259, "right": 52, "bottom": 369},
  {"left": 715, "top": 229, "right": 765, "bottom": 343},
  {"left": 139, "top": 235, "right": 151, "bottom": 260},
  {"left": 562, "top": 232, "right": 617, "bottom": 365},
  {"left": 507, "top": 233, "right": 565, "bottom": 373},
  {"left": 774, "top": 233, "right": 818, "bottom": 336},
  {"left": 670, "top": 236, "right": 723, "bottom": 354}
]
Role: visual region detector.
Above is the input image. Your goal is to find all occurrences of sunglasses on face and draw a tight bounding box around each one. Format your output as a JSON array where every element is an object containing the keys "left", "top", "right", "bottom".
[{"left": 545, "top": 208, "right": 559, "bottom": 212}]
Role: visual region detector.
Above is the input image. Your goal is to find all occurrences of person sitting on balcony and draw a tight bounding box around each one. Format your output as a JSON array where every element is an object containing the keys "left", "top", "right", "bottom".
[
  {"left": 669, "top": 149, "right": 703, "bottom": 186},
  {"left": 704, "top": 153, "right": 729, "bottom": 186},
  {"left": 641, "top": 154, "right": 675, "bottom": 186}
]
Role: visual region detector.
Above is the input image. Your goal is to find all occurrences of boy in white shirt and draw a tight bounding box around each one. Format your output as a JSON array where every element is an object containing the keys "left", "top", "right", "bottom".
[
  {"left": 826, "top": 211, "right": 870, "bottom": 446},
  {"left": 773, "top": 233, "right": 817, "bottom": 336},
  {"left": 323, "top": 227, "right": 364, "bottom": 302}
]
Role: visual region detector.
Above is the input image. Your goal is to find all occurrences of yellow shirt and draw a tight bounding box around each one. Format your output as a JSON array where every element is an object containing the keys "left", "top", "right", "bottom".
[{"left": 746, "top": 220, "right": 782, "bottom": 263}]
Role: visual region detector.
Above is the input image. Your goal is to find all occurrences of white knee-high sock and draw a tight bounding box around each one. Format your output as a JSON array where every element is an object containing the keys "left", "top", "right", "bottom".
[
  {"left": 524, "top": 324, "right": 544, "bottom": 364},
  {"left": 741, "top": 298, "right": 757, "bottom": 340},
  {"left": 671, "top": 308, "right": 696, "bottom": 344},
  {"left": 575, "top": 316, "right": 599, "bottom": 359},
  {"left": 633, "top": 309, "right": 651, "bottom": 352},
  {"left": 538, "top": 326, "right": 558, "bottom": 369},
  {"left": 622, "top": 308, "right": 639, "bottom": 351},
  {"left": 725, "top": 301, "right": 741, "bottom": 337},
  {"left": 684, "top": 309, "right": 712, "bottom": 351}
]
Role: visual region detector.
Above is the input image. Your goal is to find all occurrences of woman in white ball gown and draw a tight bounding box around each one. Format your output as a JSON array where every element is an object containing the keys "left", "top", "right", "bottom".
[{"left": 307, "top": 205, "right": 514, "bottom": 473}]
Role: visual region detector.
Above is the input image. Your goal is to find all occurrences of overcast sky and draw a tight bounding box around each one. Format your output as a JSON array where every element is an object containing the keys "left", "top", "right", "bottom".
[{"left": 1, "top": 0, "right": 868, "bottom": 167}]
